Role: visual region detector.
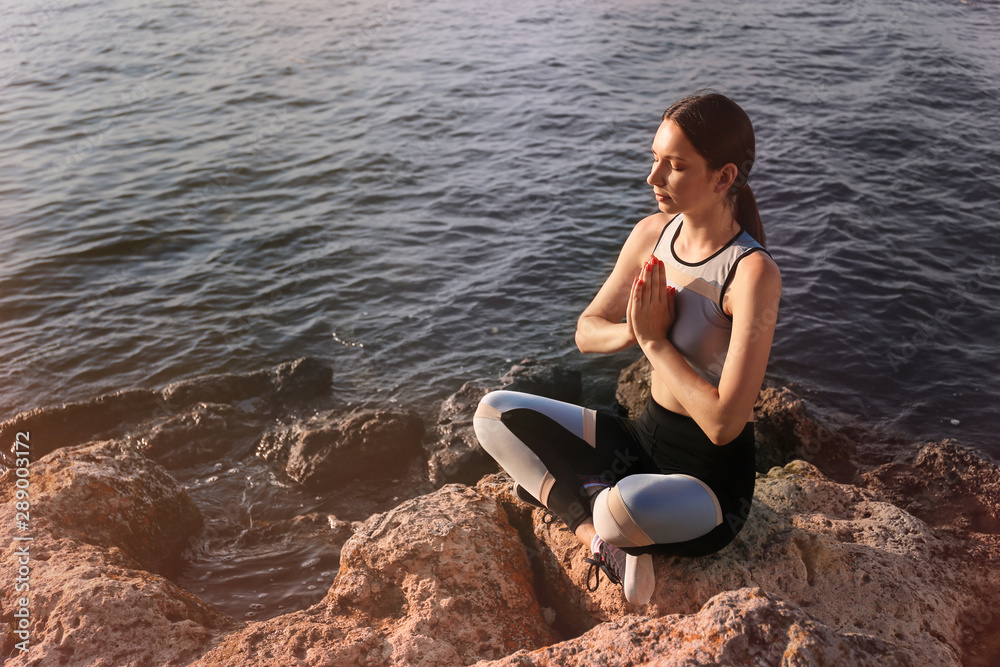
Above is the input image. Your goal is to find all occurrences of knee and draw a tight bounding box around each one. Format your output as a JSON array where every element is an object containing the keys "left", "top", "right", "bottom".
[
  {"left": 592, "top": 487, "right": 654, "bottom": 549},
  {"left": 473, "top": 391, "right": 517, "bottom": 452},
  {"left": 597, "top": 475, "right": 722, "bottom": 547},
  {"left": 475, "top": 389, "right": 520, "bottom": 421}
]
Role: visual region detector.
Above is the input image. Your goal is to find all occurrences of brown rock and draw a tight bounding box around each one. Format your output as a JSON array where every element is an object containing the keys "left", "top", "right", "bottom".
[
  {"left": 429, "top": 381, "right": 493, "bottom": 486},
  {"left": 256, "top": 409, "right": 424, "bottom": 488},
  {"left": 17, "top": 441, "right": 201, "bottom": 577},
  {"left": 0, "top": 442, "right": 236, "bottom": 667},
  {"left": 752, "top": 385, "right": 856, "bottom": 477},
  {"left": 0, "top": 388, "right": 163, "bottom": 464},
  {"left": 474, "top": 587, "right": 912, "bottom": 666},
  {"left": 498, "top": 359, "right": 583, "bottom": 403},
  {"left": 614, "top": 355, "right": 650, "bottom": 419},
  {"left": 861, "top": 439, "right": 1000, "bottom": 537},
  {"left": 193, "top": 484, "right": 559, "bottom": 666}
]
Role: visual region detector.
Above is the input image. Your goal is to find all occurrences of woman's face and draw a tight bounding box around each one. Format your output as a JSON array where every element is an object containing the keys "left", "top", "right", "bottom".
[{"left": 646, "top": 120, "right": 723, "bottom": 216}]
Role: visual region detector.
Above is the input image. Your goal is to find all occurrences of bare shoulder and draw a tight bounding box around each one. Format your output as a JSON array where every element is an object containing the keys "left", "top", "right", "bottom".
[
  {"left": 735, "top": 249, "right": 781, "bottom": 293},
  {"left": 633, "top": 211, "right": 673, "bottom": 238},
  {"left": 622, "top": 212, "right": 673, "bottom": 255}
]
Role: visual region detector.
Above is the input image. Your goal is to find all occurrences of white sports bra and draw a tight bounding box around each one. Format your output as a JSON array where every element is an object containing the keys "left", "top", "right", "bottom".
[{"left": 651, "top": 214, "right": 768, "bottom": 386}]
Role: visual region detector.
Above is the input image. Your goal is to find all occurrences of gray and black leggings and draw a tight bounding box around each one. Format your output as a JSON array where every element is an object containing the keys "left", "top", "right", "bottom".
[{"left": 474, "top": 390, "right": 756, "bottom": 557}]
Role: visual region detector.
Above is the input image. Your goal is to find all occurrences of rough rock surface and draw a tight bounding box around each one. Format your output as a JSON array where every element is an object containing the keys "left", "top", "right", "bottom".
[
  {"left": 862, "top": 439, "right": 1000, "bottom": 537},
  {"left": 256, "top": 408, "right": 425, "bottom": 488},
  {"left": 192, "top": 484, "right": 558, "bottom": 666},
  {"left": 3, "top": 357, "right": 999, "bottom": 666},
  {"left": 500, "top": 460, "right": 996, "bottom": 666},
  {"left": 0, "top": 442, "right": 236, "bottom": 666},
  {"left": 614, "top": 355, "right": 652, "bottom": 420},
  {"left": 427, "top": 358, "right": 582, "bottom": 487},
  {"left": 474, "top": 587, "right": 912, "bottom": 667}
]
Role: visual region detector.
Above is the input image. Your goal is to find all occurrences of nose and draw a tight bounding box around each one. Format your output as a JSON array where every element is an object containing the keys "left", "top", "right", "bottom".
[{"left": 647, "top": 161, "right": 668, "bottom": 187}]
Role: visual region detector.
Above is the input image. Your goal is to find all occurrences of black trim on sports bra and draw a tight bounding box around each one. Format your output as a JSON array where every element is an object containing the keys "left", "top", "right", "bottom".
[
  {"left": 670, "top": 220, "right": 745, "bottom": 268},
  {"left": 653, "top": 213, "right": 681, "bottom": 251}
]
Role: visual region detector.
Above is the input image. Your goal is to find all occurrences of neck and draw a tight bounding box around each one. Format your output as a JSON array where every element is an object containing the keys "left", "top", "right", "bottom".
[{"left": 677, "top": 202, "right": 739, "bottom": 254}]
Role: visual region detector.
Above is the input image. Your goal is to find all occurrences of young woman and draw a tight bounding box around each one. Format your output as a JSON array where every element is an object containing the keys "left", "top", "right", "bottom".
[{"left": 474, "top": 92, "right": 781, "bottom": 605}]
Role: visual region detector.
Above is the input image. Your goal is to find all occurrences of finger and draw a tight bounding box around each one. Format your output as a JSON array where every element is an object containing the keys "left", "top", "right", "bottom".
[
  {"left": 664, "top": 281, "right": 676, "bottom": 317},
  {"left": 626, "top": 275, "right": 638, "bottom": 329},
  {"left": 646, "top": 257, "right": 659, "bottom": 302},
  {"left": 637, "top": 270, "right": 649, "bottom": 308},
  {"left": 653, "top": 257, "right": 667, "bottom": 302}
]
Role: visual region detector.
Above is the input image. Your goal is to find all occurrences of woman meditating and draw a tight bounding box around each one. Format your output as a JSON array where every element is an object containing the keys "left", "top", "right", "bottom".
[{"left": 474, "top": 92, "right": 781, "bottom": 605}]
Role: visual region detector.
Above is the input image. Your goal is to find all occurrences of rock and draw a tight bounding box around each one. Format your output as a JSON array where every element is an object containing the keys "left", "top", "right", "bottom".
[
  {"left": 499, "top": 359, "right": 583, "bottom": 403},
  {"left": 427, "top": 359, "right": 583, "bottom": 487},
  {"left": 473, "top": 587, "right": 913, "bottom": 666},
  {"left": 161, "top": 356, "right": 332, "bottom": 410},
  {"left": 614, "top": 355, "right": 650, "bottom": 419},
  {"left": 0, "top": 358, "right": 333, "bottom": 466},
  {"left": 19, "top": 441, "right": 202, "bottom": 577},
  {"left": 136, "top": 402, "right": 263, "bottom": 469},
  {"left": 475, "top": 473, "right": 597, "bottom": 640},
  {"left": 256, "top": 409, "right": 424, "bottom": 488},
  {"left": 861, "top": 439, "right": 1000, "bottom": 538},
  {"left": 521, "top": 460, "right": 993, "bottom": 666},
  {"left": 192, "top": 485, "right": 559, "bottom": 666},
  {"left": 0, "top": 442, "right": 236, "bottom": 667},
  {"left": 752, "top": 385, "right": 856, "bottom": 477},
  {"left": 0, "top": 388, "right": 163, "bottom": 464},
  {"left": 271, "top": 357, "right": 334, "bottom": 404},
  {"left": 4, "top": 353, "right": 999, "bottom": 666}
]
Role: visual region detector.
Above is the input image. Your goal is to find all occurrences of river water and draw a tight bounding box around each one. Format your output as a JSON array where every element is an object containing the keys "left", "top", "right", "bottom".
[{"left": 2, "top": 0, "right": 999, "bottom": 619}]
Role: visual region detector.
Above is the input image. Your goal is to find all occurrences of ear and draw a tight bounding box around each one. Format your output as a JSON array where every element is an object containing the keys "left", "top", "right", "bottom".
[{"left": 716, "top": 163, "right": 738, "bottom": 193}]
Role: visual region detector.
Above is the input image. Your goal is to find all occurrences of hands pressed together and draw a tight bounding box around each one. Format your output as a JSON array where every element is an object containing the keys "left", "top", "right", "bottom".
[{"left": 626, "top": 254, "right": 676, "bottom": 349}]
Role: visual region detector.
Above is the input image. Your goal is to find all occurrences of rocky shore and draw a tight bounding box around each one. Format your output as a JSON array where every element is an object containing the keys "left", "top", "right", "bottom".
[{"left": 2, "top": 357, "right": 998, "bottom": 665}]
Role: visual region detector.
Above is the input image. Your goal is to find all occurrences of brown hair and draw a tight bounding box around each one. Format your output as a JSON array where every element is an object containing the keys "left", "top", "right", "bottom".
[{"left": 662, "top": 92, "right": 765, "bottom": 247}]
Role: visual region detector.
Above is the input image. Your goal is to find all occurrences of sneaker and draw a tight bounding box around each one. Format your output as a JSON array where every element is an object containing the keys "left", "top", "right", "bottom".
[{"left": 584, "top": 539, "right": 655, "bottom": 605}]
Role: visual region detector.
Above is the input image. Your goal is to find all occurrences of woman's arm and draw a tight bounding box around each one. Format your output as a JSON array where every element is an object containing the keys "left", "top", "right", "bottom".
[
  {"left": 630, "top": 251, "right": 781, "bottom": 445},
  {"left": 576, "top": 214, "right": 668, "bottom": 354}
]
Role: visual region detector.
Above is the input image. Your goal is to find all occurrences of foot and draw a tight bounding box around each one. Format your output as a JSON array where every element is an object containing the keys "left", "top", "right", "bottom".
[{"left": 584, "top": 538, "right": 655, "bottom": 606}]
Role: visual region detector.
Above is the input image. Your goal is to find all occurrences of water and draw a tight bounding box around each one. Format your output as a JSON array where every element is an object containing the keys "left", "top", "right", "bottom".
[{"left": 2, "top": 0, "right": 999, "bottom": 619}]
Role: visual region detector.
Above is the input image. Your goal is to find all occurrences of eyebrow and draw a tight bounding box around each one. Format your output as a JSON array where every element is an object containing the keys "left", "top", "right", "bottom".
[{"left": 651, "top": 148, "right": 687, "bottom": 161}]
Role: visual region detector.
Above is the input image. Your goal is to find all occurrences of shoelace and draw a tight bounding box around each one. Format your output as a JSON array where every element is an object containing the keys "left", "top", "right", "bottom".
[{"left": 584, "top": 541, "right": 625, "bottom": 592}]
